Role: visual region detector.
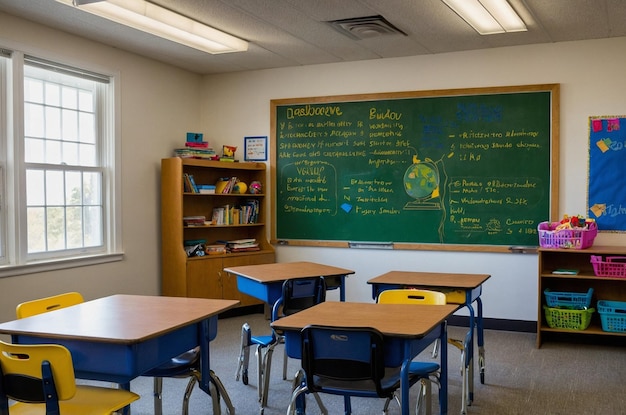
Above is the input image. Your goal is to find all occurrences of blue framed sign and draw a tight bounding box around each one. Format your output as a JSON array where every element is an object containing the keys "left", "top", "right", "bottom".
[{"left": 244, "top": 136, "right": 267, "bottom": 161}]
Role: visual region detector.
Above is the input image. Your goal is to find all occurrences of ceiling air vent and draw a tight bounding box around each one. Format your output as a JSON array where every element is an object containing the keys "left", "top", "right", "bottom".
[{"left": 327, "top": 15, "right": 407, "bottom": 40}]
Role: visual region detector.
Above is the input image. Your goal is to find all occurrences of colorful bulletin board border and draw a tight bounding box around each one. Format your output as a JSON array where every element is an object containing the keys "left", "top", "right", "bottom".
[
  {"left": 244, "top": 136, "right": 268, "bottom": 161},
  {"left": 588, "top": 115, "right": 626, "bottom": 232}
]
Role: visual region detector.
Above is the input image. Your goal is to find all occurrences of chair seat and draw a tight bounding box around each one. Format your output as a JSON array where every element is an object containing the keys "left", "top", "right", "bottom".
[
  {"left": 250, "top": 334, "right": 275, "bottom": 347},
  {"left": 409, "top": 361, "right": 440, "bottom": 375},
  {"left": 7, "top": 385, "right": 139, "bottom": 415},
  {"left": 143, "top": 347, "right": 200, "bottom": 377}
]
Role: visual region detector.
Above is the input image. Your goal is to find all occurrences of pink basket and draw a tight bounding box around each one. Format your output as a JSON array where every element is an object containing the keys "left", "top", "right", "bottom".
[
  {"left": 591, "top": 255, "right": 626, "bottom": 278},
  {"left": 537, "top": 221, "right": 597, "bottom": 249}
]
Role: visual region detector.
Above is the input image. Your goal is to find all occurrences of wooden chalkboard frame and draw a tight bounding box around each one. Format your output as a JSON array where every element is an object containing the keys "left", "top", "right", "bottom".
[{"left": 270, "top": 84, "right": 560, "bottom": 253}]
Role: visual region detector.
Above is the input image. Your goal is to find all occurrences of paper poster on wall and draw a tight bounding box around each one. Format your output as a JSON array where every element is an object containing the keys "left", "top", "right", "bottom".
[{"left": 588, "top": 116, "right": 626, "bottom": 231}]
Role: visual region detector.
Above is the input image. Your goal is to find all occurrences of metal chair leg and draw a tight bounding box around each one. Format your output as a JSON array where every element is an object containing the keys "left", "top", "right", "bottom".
[
  {"left": 236, "top": 323, "right": 251, "bottom": 385},
  {"left": 182, "top": 374, "right": 198, "bottom": 415},
  {"left": 153, "top": 377, "right": 163, "bottom": 415},
  {"left": 210, "top": 370, "right": 236, "bottom": 415}
]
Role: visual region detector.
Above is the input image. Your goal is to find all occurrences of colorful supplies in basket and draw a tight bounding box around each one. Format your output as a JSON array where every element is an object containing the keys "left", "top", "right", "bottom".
[
  {"left": 590, "top": 255, "right": 626, "bottom": 278},
  {"left": 543, "top": 288, "right": 594, "bottom": 330},
  {"left": 537, "top": 219, "right": 597, "bottom": 249},
  {"left": 597, "top": 300, "right": 626, "bottom": 333}
]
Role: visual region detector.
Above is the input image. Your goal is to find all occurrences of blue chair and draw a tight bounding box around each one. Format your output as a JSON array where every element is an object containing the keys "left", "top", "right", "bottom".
[
  {"left": 287, "top": 325, "right": 424, "bottom": 415},
  {"left": 236, "top": 277, "right": 326, "bottom": 414}
]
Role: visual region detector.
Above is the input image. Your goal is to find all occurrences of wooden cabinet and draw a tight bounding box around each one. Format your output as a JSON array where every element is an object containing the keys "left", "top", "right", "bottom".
[
  {"left": 161, "top": 157, "right": 275, "bottom": 306},
  {"left": 537, "top": 245, "right": 626, "bottom": 347}
]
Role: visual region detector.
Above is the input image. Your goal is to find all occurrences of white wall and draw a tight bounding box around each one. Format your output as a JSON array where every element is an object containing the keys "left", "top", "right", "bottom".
[
  {"left": 200, "top": 37, "right": 626, "bottom": 321},
  {"left": 0, "top": 12, "right": 202, "bottom": 323}
]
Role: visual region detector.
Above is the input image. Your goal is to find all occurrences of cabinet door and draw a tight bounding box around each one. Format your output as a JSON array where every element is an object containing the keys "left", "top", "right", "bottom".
[
  {"left": 186, "top": 258, "right": 223, "bottom": 299},
  {"left": 223, "top": 254, "right": 275, "bottom": 306}
]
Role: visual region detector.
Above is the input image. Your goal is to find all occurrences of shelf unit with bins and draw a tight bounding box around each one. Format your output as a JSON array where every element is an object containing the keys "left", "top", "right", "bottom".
[
  {"left": 537, "top": 245, "right": 626, "bottom": 347},
  {"left": 161, "top": 157, "right": 275, "bottom": 307}
]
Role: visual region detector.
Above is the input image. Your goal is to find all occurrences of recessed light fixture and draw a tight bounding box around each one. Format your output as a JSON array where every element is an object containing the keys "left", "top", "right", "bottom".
[
  {"left": 56, "top": 0, "right": 248, "bottom": 54},
  {"left": 442, "top": 0, "right": 527, "bottom": 35}
]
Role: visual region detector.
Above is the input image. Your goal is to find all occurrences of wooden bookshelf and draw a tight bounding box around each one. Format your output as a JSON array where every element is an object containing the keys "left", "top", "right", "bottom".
[
  {"left": 537, "top": 245, "right": 626, "bottom": 347},
  {"left": 161, "top": 157, "right": 275, "bottom": 306}
]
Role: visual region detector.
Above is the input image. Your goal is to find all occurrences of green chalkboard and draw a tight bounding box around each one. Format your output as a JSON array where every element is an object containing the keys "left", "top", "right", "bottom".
[{"left": 270, "top": 84, "right": 559, "bottom": 251}]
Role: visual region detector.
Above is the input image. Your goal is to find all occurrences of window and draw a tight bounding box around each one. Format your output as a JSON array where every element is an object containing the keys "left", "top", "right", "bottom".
[{"left": 0, "top": 50, "right": 121, "bottom": 276}]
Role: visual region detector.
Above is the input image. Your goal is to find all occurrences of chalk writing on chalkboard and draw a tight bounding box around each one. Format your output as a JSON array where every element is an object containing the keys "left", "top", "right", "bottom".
[{"left": 271, "top": 84, "right": 559, "bottom": 251}]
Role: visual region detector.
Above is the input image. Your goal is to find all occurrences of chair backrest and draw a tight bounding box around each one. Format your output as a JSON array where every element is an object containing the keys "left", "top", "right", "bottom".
[
  {"left": 300, "top": 324, "right": 397, "bottom": 398},
  {"left": 0, "top": 340, "right": 77, "bottom": 412},
  {"left": 279, "top": 277, "right": 326, "bottom": 317},
  {"left": 16, "top": 292, "right": 84, "bottom": 319},
  {"left": 376, "top": 289, "right": 446, "bottom": 305}
]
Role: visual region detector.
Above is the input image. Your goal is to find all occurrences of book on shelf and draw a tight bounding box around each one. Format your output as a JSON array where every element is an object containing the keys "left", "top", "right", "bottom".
[
  {"left": 225, "top": 238, "right": 259, "bottom": 252},
  {"left": 183, "top": 215, "right": 206, "bottom": 226},
  {"left": 551, "top": 269, "right": 580, "bottom": 275},
  {"left": 183, "top": 173, "right": 199, "bottom": 193},
  {"left": 210, "top": 201, "right": 259, "bottom": 225},
  {"left": 198, "top": 185, "right": 216, "bottom": 194},
  {"left": 221, "top": 176, "right": 238, "bottom": 193}
]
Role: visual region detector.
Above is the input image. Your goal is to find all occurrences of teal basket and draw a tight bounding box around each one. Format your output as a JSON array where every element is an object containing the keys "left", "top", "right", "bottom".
[
  {"left": 597, "top": 300, "right": 626, "bottom": 333},
  {"left": 544, "top": 288, "right": 593, "bottom": 309}
]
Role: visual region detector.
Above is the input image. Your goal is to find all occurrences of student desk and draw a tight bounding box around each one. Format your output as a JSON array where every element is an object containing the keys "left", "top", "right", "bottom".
[
  {"left": 224, "top": 261, "right": 354, "bottom": 409},
  {"left": 272, "top": 301, "right": 458, "bottom": 415},
  {"left": 367, "top": 271, "right": 491, "bottom": 414},
  {"left": 0, "top": 294, "right": 239, "bottom": 415},
  {"left": 225, "top": 261, "right": 355, "bottom": 305}
]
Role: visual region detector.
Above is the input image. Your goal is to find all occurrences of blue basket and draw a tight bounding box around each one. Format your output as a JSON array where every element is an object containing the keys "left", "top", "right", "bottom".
[
  {"left": 597, "top": 300, "right": 626, "bottom": 333},
  {"left": 544, "top": 288, "right": 593, "bottom": 309}
]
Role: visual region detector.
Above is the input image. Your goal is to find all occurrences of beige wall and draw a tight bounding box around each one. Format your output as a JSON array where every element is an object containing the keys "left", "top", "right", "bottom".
[
  {"left": 200, "top": 37, "right": 626, "bottom": 321},
  {"left": 0, "top": 12, "right": 202, "bottom": 323},
  {"left": 2, "top": 10, "right": 626, "bottom": 323}
]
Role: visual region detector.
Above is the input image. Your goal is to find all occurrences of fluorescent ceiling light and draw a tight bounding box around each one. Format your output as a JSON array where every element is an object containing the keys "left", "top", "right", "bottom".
[
  {"left": 443, "top": 0, "right": 527, "bottom": 35},
  {"left": 56, "top": 0, "right": 248, "bottom": 54}
]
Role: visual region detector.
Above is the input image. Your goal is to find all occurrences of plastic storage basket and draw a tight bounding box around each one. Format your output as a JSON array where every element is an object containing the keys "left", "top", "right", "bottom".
[
  {"left": 544, "top": 288, "right": 593, "bottom": 309},
  {"left": 590, "top": 256, "right": 626, "bottom": 278},
  {"left": 597, "top": 300, "right": 626, "bottom": 333},
  {"left": 543, "top": 306, "right": 594, "bottom": 330},
  {"left": 537, "top": 221, "right": 597, "bottom": 249}
]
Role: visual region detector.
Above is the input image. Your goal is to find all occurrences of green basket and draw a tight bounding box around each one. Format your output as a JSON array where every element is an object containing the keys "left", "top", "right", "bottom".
[{"left": 543, "top": 306, "right": 594, "bottom": 330}]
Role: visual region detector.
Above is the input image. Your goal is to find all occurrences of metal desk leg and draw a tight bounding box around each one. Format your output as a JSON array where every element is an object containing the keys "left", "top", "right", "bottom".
[
  {"left": 439, "top": 321, "right": 448, "bottom": 415},
  {"left": 468, "top": 304, "right": 475, "bottom": 405},
  {"left": 476, "top": 297, "right": 486, "bottom": 385}
]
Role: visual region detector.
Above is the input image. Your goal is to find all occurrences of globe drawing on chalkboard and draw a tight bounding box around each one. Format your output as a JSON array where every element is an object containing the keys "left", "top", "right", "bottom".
[{"left": 403, "top": 156, "right": 441, "bottom": 210}]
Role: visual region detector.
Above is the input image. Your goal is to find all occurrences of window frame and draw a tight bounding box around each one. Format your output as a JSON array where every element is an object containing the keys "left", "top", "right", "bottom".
[{"left": 0, "top": 49, "right": 123, "bottom": 278}]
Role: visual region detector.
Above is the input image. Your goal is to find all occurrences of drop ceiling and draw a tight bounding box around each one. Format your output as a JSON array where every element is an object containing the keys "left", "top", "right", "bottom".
[{"left": 0, "top": 0, "right": 624, "bottom": 75}]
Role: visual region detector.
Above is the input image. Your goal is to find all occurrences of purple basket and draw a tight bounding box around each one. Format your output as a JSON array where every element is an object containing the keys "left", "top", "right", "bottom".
[
  {"left": 591, "top": 256, "right": 626, "bottom": 278},
  {"left": 538, "top": 221, "right": 597, "bottom": 249}
]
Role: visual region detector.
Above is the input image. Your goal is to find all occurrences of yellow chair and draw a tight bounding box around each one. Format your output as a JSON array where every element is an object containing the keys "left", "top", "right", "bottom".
[
  {"left": 0, "top": 340, "right": 139, "bottom": 414},
  {"left": 377, "top": 288, "right": 446, "bottom": 305},
  {"left": 16, "top": 292, "right": 84, "bottom": 319}
]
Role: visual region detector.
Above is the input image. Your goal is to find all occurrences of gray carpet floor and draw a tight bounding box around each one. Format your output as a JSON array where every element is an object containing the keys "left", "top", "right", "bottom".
[{"left": 125, "top": 312, "right": 626, "bottom": 415}]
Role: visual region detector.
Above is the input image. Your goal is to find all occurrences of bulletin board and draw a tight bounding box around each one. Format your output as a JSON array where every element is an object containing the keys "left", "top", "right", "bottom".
[
  {"left": 588, "top": 116, "right": 626, "bottom": 231},
  {"left": 271, "top": 84, "right": 560, "bottom": 252}
]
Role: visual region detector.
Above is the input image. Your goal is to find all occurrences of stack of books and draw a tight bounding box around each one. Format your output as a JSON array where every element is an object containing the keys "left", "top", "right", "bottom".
[
  {"left": 173, "top": 135, "right": 218, "bottom": 159},
  {"left": 225, "top": 238, "right": 259, "bottom": 252},
  {"left": 183, "top": 216, "right": 206, "bottom": 226}
]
